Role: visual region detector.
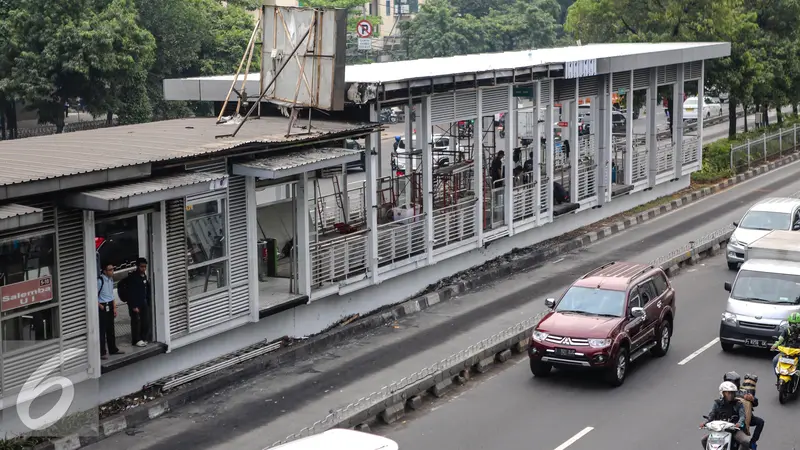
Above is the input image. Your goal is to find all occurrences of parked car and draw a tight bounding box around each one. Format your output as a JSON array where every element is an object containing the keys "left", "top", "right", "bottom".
[
  {"left": 611, "top": 111, "right": 626, "bottom": 134},
  {"left": 393, "top": 134, "right": 466, "bottom": 172},
  {"left": 683, "top": 96, "right": 722, "bottom": 121},
  {"left": 344, "top": 138, "right": 366, "bottom": 171},
  {"left": 528, "top": 261, "right": 676, "bottom": 386},
  {"left": 726, "top": 197, "right": 800, "bottom": 270}
]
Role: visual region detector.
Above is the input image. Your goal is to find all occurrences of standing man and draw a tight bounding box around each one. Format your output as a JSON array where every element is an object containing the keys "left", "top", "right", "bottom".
[
  {"left": 98, "top": 264, "right": 123, "bottom": 359},
  {"left": 119, "top": 257, "right": 151, "bottom": 347}
]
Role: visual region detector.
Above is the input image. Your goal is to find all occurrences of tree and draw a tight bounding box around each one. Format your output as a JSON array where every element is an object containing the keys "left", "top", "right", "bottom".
[
  {"left": 481, "top": 0, "right": 561, "bottom": 52},
  {"left": 399, "top": 0, "right": 487, "bottom": 59},
  {"left": 4, "top": 0, "right": 156, "bottom": 132}
]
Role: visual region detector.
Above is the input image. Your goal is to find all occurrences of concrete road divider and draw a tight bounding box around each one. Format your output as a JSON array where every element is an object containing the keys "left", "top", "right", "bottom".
[{"left": 265, "top": 226, "right": 734, "bottom": 448}]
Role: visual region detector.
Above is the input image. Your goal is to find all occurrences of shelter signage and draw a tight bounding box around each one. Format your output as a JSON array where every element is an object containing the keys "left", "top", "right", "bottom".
[
  {"left": 565, "top": 59, "right": 597, "bottom": 79},
  {"left": 356, "top": 19, "right": 373, "bottom": 51},
  {"left": 1, "top": 276, "right": 54, "bottom": 312},
  {"left": 513, "top": 85, "right": 534, "bottom": 98}
]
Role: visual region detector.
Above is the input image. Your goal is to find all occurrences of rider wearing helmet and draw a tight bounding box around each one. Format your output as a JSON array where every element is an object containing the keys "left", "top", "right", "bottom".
[
  {"left": 770, "top": 312, "right": 800, "bottom": 370},
  {"left": 723, "top": 371, "right": 764, "bottom": 449},
  {"left": 700, "top": 381, "right": 750, "bottom": 450}
]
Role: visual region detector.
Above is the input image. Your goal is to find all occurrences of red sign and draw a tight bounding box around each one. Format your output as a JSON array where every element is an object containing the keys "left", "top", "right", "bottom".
[{"left": 1, "top": 276, "right": 54, "bottom": 313}]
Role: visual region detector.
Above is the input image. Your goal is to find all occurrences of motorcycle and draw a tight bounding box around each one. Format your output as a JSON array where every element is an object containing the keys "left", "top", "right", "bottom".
[
  {"left": 775, "top": 345, "right": 800, "bottom": 404},
  {"left": 700, "top": 416, "right": 742, "bottom": 450},
  {"left": 380, "top": 109, "right": 399, "bottom": 124}
]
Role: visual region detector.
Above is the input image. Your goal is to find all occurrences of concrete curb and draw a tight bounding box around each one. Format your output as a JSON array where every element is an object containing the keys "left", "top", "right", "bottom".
[
  {"left": 34, "top": 149, "right": 798, "bottom": 450},
  {"left": 271, "top": 230, "right": 734, "bottom": 445}
]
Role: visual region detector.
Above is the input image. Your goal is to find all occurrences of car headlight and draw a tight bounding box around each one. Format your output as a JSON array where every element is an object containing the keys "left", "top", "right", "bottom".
[
  {"left": 588, "top": 338, "right": 612, "bottom": 349},
  {"left": 728, "top": 236, "right": 740, "bottom": 246},
  {"left": 532, "top": 330, "right": 548, "bottom": 342},
  {"left": 721, "top": 312, "right": 738, "bottom": 326},
  {"left": 780, "top": 320, "right": 789, "bottom": 331}
]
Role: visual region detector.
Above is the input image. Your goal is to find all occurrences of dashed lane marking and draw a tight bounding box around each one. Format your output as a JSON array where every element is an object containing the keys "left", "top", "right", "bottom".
[
  {"left": 554, "top": 427, "right": 594, "bottom": 450},
  {"left": 678, "top": 337, "right": 720, "bottom": 365}
]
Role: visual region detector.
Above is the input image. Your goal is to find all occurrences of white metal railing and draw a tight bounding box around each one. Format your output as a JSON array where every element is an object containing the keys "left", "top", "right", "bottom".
[
  {"left": 578, "top": 134, "right": 595, "bottom": 158},
  {"left": 553, "top": 143, "right": 568, "bottom": 171},
  {"left": 632, "top": 146, "right": 648, "bottom": 183},
  {"left": 377, "top": 214, "right": 427, "bottom": 265},
  {"left": 656, "top": 141, "right": 674, "bottom": 175},
  {"left": 311, "top": 183, "right": 366, "bottom": 234},
  {"left": 310, "top": 230, "right": 369, "bottom": 287},
  {"left": 577, "top": 134, "right": 597, "bottom": 201},
  {"left": 434, "top": 200, "right": 477, "bottom": 248},
  {"left": 682, "top": 136, "right": 699, "bottom": 165},
  {"left": 540, "top": 176, "right": 550, "bottom": 214},
  {"left": 512, "top": 179, "right": 538, "bottom": 221},
  {"left": 729, "top": 124, "right": 799, "bottom": 173}
]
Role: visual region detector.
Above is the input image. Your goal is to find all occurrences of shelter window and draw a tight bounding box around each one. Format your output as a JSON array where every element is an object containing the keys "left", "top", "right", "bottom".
[{"left": 186, "top": 198, "right": 229, "bottom": 299}]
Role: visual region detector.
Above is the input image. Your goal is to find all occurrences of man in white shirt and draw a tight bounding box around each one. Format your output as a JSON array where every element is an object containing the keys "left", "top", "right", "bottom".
[{"left": 98, "top": 264, "right": 123, "bottom": 359}]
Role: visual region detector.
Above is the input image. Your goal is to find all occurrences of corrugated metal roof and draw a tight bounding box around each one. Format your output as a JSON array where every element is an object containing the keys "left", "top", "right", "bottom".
[
  {"left": 239, "top": 148, "right": 360, "bottom": 171},
  {"left": 83, "top": 172, "right": 228, "bottom": 201},
  {"left": 0, "top": 117, "right": 375, "bottom": 188},
  {"left": 344, "top": 42, "right": 727, "bottom": 84},
  {"left": 0, "top": 203, "right": 43, "bottom": 220}
]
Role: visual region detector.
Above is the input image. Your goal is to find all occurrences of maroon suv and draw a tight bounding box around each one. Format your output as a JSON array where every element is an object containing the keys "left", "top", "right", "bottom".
[{"left": 528, "top": 261, "right": 676, "bottom": 386}]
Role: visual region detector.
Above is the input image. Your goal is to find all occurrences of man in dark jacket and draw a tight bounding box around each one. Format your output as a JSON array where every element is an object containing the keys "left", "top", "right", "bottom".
[
  {"left": 119, "top": 257, "right": 151, "bottom": 347},
  {"left": 700, "top": 381, "right": 750, "bottom": 450}
]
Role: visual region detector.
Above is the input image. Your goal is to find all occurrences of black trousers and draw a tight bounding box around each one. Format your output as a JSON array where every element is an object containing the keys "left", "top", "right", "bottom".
[
  {"left": 750, "top": 415, "right": 765, "bottom": 443},
  {"left": 98, "top": 303, "right": 118, "bottom": 355},
  {"left": 129, "top": 304, "right": 151, "bottom": 344}
]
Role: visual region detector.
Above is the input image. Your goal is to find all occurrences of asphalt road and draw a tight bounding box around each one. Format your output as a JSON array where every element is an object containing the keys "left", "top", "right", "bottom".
[
  {"left": 381, "top": 256, "right": 800, "bottom": 450},
  {"left": 83, "top": 132, "right": 800, "bottom": 450}
]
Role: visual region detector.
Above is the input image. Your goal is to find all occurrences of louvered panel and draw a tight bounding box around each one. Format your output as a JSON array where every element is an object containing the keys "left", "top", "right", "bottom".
[
  {"left": 166, "top": 199, "right": 189, "bottom": 339},
  {"left": 578, "top": 76, "right": 600, "bottom": 97},
  {"left": 684, "top": 61, "right": 702, "bottom": 80},
  {"left": 633, "top": 69, "right": 650, "bottom": 90},
  {"left": 454, "top": 90, "right": 478, "bottom": 121},
  {"left": 188, "top": 291, "right": 230, "bottom": 332},
  {"left": 228, "top": 176, "right": 249, "bottom": 286},
  {"left": 554, "top": 79, "right": 576, "bottom": 102},
  {"left": 62, "top": 335, "right": 89, "bottom": 373},
  {"left": 3, "top": 341, "right": 60, "bottom": 392},
  {"left": 482, "top": 86, "right": 509, "bottom": 115},
  {"left": 431, "top": 93, "right": 455, "bottom": 124},
  {"left": 186, "top": 159, "right": 227, "bottom": 173},
  {"left": 56, "top": 208, "right": 86, "bottom": 355},
  {"left": 657, "top": 65, "right": 678, "bottom": 85},
  {"left": 0, "top": 201, "right": 55, "bottom": 240},
  {"left": 540, "top": 81, "right": 552, "bottom": 104},
  {"left": 230, "top": 284, "right": 250, "bottom": 317},
  {"left": 612, "top": 71, "right": 631, "bottom": 91}
]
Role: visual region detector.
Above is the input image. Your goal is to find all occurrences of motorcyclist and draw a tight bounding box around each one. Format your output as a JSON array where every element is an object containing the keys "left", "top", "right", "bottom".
[
  {"left": 770, "top": 312, "right": 800, "bottom": 371},
  {"left": 723, "top": 371, "right": 764, "bottom": 449},
  {"left": 700, "top": 381, "right": 751, "bottom": 450}
]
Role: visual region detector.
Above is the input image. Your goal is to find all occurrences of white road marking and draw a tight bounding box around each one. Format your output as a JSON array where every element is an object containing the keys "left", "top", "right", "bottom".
[
  {"left": 552, "top": 257, "right": 566, "bottom": 264},
  {"left": 554, "top": 427, "right": 594, "bottom": 450},
  {"left": 678, "top": 338, "right": 720, "bottom": 365}
]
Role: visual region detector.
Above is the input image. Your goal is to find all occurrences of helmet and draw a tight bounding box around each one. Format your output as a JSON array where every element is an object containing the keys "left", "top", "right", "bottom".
[
  {"left": 788, "top": 312, "right": 800, "bottom": 325},
  {"left": 723, "top": 371, "right": 741, "bottom": 388},
  {"left": 394, "top": 136, "right": 401, "bottom": 142},
  {"left": 719, "top": 381, "right": 738, "bottom": 396}
]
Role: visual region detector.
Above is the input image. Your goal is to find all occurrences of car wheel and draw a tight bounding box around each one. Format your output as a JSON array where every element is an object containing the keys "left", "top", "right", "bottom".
[
  {"left": 530, "top": 359, "right": 552, "bottom": 377},
  {"left": 706, "top": 111, "right": 711, "bottom": 119},
  {"left": 606, "top": 347, "right": 628, "bottom": 387},
  {"left": 651, "top": 321, "right": 672, "bottom": 357},
  {"left": 390, "top": 116, "right": 398, "bottom": 124},
  {"left": 720, "top": 341, "right": 735, "bottom": 352},
  {"left": 727, "top": 262, "right": 739, "bottom": 271}
]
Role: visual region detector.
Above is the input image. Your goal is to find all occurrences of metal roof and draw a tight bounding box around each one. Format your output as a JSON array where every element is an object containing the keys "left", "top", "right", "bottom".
[
  {"left": 345, "top": 42, "right": 729, "bottom": 84},
  {"left": 63, "top": 172, "right": 229, "bottom": 211},
  {"left": 0, "top": 204, "right": 44, "bottom": 232},
  {"left": 232, "top": 147, "right": 361, "bottom": 179},
  {"left": 0, "top": 117, "right": 376, "bottom": 191}
]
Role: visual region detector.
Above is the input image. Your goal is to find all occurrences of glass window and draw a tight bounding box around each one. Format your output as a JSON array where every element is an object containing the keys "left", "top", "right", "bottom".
[
  {"left": 0, "top": 234, "right": 56, "bottom": 316},
  {"left": 385, "top": 0, "right": 390, "bottom": 15},
  {"left": 739, "top": 210, "right": 791, "bottom": 231},
  {"left": 731, "top": 270, "right": 800, "bottom": 305},
  {"left": 652, "top": 273, "right": 669, "bottom": 295},
  {"left": 638, "top": 281, "right": 658, "bottom": 304},
  {"left": 96, "top": 217, "right": 140, "bottom": 271},
  {"left": 2, "top": 306, "right": 60, "bottom": 352},
  {"left": 186, "top": 198, "right": 229, "bottom": 298},
  {"left": 629, "top": 293, "right": 642, "bottom": 309},
  {"left": 555, "top": 286, "right": 626, "bottom": 317}
]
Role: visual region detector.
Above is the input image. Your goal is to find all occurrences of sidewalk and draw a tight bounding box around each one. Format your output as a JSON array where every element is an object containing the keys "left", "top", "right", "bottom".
[{"left": 81, "top": 154, "right": 800, "bottom": 450}]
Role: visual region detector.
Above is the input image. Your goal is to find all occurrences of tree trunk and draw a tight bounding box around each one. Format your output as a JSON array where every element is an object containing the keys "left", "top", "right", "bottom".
[
  {"left": 793, "top": 103, "right": 798, "bottom": 116},
  {"left": 106, "top": 111, "right": 113, "bottom": 125},
  {"left": 777, "top": 107, "right": 783, "bottom": 124},
  {"left": 763, "top": 103, "right": 770, "bottom": 126},
  {"left": 729, "top": 101, "right": 737, "bottom": 137},
  {"left": 55, "top": 100, "right": 66, "bottom": 133}
]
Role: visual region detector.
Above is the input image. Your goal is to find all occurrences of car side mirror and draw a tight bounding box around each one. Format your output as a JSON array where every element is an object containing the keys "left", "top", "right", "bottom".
[
  {"left": 631, "top": 307, "right": 645, "bottom": 319},
  {"left": 544, "top": 298, "right": 556, "bottom": 309},
  {"left": 733, "top": 221, "right": 739, "bottom": 227},
  {"left": 724, "top": 282, "right": 732, "bottom": 292}
]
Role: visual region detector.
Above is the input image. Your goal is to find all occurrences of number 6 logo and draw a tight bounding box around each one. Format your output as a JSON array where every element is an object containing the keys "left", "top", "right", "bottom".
[{"left": 16, "top": 348, "right": 86, "bottom": 431}]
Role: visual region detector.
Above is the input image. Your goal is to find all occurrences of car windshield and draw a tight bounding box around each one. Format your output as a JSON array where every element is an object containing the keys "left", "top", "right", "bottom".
[
  {"left": 739, "top": 210, "right": 791, "bottom": 230},
  {"left": 731, "top": 270, "right": 800, "bottom": 304},
  {"left": 555, "top": 286, "right": 626, "bottom": 317}
]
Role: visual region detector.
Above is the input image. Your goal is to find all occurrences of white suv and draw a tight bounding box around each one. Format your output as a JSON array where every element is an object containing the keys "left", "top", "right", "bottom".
[{"left": 727, "top": 197, "right": 800, "bottom": 270}]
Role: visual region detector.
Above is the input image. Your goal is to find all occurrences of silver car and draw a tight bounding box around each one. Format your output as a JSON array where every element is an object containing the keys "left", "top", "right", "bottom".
[{"left": 727, "top": 197, "right": 800, "bottom": 270}]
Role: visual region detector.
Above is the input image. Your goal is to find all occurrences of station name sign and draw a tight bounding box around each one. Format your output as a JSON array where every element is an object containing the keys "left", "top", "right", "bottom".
[
  {"left": 565, "top": 59, "right": 597, "bottom": 79},
  {"left": 1, "top": 276, "right": 54, "bottom": 312}
]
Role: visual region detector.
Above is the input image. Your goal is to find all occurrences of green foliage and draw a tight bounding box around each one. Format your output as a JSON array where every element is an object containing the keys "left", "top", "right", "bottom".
[{"left": 399, "top": 0, "right": 561, "bottom": 59}]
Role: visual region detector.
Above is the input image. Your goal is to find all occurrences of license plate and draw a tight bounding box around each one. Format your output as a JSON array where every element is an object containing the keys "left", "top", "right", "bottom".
[
  {"left": 779, "top": 357, "right": 797, "bottom": 365},
  {"left": 744, "top": 339, "right": 767, "bottom": 347},
  {"left": 686, "top": 108, "right": 695, "bottom": 112},
  {"left": 555, "top": 347, "right": 575, "bottom": 356}
]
